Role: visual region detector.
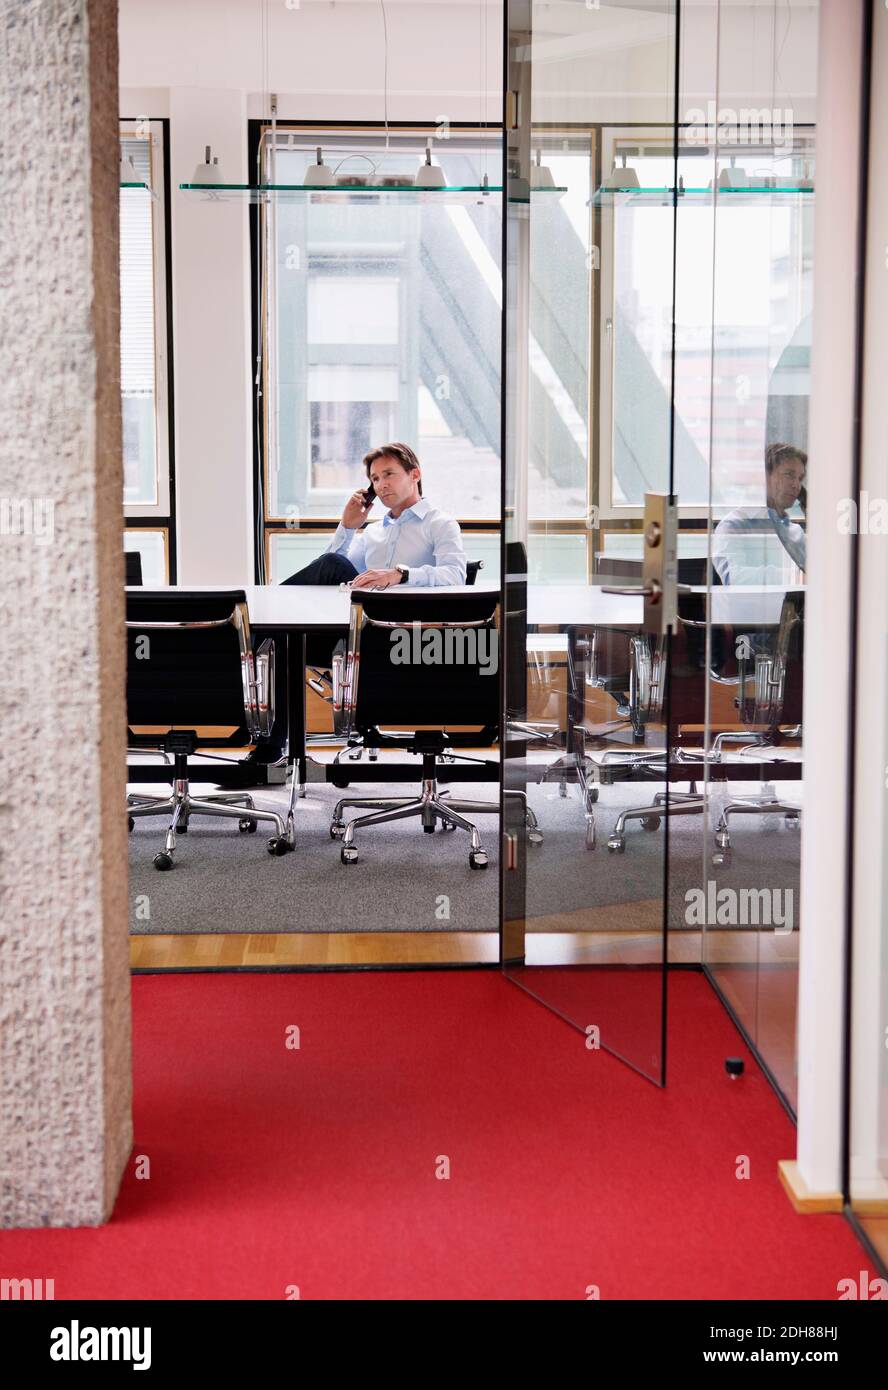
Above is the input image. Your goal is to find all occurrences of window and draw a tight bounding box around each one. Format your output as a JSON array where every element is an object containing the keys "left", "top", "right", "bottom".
[
  {"left": 120, "top": 119, "right": 174, "bottom": 581},
  {"left": 525, "top": 133, "right": 595, "bottom": 582},
  {"left": 598, "top": 130, "right": 815, "bottom": 515},
  {"left": 256, "top": 125, "right": 503, "bottom": 580}
]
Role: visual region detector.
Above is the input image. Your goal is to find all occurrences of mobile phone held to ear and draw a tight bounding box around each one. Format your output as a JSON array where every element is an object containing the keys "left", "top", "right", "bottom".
[{"left": 362, "top": 482, "right": 376, "bottom": 507}]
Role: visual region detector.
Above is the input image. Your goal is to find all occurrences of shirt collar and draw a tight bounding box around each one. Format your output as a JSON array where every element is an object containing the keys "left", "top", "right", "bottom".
[{"left": 383, "top": 498, "right": 430, "bottom": 525}]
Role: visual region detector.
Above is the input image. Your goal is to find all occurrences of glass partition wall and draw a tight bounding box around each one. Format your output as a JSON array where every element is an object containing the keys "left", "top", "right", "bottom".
[
  {"left": 503, "top": 1, "right": 681, "bottom": 1083},
  {"left": 699, "top": 14, "right": 816, "bottom": 1115},
  {"left": 502, "top": 0, "right": 815, "bottom": 1099}
]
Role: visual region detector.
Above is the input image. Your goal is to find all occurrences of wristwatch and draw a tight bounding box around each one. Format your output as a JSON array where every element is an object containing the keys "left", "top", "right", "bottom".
[{"left": 395, "top": 564, "right": 409, "bottom": 584}]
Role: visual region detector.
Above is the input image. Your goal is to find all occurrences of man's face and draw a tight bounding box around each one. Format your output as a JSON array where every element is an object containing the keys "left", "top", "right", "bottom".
[
  {"left": 369, "top": 456, "right": 420, "bottom": 510},
  {"left": 768, "top": 458, "right": 805, "bottom": 513}
]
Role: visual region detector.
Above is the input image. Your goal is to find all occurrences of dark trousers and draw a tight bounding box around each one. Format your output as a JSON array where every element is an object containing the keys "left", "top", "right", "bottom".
[
  {"left": 257, "top": 552, "right": 359, "bottom": 761},
  {"left": 281, "top": 552, "right": 359, "bottom": 586}
]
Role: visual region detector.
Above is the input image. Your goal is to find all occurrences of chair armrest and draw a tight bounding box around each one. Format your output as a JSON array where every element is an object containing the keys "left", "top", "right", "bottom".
[{"left": 241, "top": 638, "right": 275, "bottom": 740}]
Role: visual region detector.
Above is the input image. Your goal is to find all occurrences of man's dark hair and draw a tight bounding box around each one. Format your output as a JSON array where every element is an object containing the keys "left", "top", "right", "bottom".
[
  {"left": 363, "top": 442, "right": 423, "bottom": 497},
  {"left": 766, "top": 442, "right": 807, "bottom": 473}
]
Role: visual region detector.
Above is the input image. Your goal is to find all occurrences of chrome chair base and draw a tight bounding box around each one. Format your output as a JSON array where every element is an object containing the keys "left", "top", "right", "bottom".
[
  {"left": 712, "top": 798, "right": 801, "bottom": 867},
  {"left": 605, "top": 788, "right": 705, "bottom": 854},
  {"left": 330, "top": 779, "right": 542, "bottom": 869},
  {"left": 127, "top": 775, "right": 296, "bottom": 869}
]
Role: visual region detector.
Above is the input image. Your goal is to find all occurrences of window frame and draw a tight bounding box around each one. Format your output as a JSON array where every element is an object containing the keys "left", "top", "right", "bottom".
[
  {"left": 120, "top": 116, "right": 176, "bottom": 580},
  {"left": 250, "top": 119, "right": 505, "bottom": 583},
  {"left": 596, "top": 123, "right": 816, "bottom": 525}
]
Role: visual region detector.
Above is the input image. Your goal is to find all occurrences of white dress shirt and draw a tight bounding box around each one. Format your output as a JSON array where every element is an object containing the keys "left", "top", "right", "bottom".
[
  {"left": 325, "top": 497, "right": 467, "bottom": 586},
  {"left": 712, "top": 506, "right": 806, "bottom": 586}
]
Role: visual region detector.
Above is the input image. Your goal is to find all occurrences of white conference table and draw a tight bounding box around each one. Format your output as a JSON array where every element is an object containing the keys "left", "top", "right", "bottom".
[
  {"left": 174, "top": 582, "right": 645, "bottom": 631},
  {"left": 142, "top": 581, "right": 800, "bottom": 632}
]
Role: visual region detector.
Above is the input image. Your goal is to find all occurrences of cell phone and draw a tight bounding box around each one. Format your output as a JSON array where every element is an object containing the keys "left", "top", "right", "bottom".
[{"left": 362, "top": 482, "right": 376, "bottom": 507}]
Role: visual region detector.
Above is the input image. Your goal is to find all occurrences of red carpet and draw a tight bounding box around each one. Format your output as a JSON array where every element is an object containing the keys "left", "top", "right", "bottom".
[{"left": 0, "top": 970, "right": 874, "bottom": 1300}]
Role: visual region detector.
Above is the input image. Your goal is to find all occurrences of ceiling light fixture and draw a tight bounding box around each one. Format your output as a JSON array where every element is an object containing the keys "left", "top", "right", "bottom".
[
  {"left": 304, "top": 146, "right": 335, "bottom": 186},
  {"left": 415, "top": 146, "right": 446, "bottom": 189},
  {"left": 530, "top": 148, "right": 555, "bottom": 190},
  {"left": 603, "top": 153, "right": 640, "bottom": 190},
  {"left": 191, "top": 145, "right": 224, "bottom": 186}
]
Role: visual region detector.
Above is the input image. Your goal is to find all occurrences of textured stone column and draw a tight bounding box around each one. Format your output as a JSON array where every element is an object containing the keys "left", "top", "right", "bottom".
[{"left": 0, "top": 0, "right": 132, "bottom": 1227}]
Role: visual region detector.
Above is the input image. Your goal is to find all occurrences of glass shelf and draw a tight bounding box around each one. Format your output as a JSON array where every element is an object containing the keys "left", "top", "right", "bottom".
[
  {"left": 179, "top": 181, "right": 506, "bottom": 203},
  {"left": 589, "top": 185, "right": 814, "bottom": 207},
  {"left": 120, "top": 181, "right": 151, "bottom": 190}
]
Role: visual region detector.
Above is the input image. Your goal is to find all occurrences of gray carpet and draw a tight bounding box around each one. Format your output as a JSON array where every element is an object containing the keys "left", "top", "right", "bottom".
[
  {"left": 129, "top": 762, "right": 500, "bottom": 935},
  {"left": 128, "top": 755, "right": 801, "bottom": 936},
  {"left": 523, "top": 778, "right": 801, "bottom": 935}
]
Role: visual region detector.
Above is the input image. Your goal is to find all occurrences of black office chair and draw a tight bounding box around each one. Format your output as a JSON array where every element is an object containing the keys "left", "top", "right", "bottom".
[
  {"left": 309, "top": 560, "right": 488, "bottom": 767},
  {"left": 125, "top": 550, "right": 143, "bottom": 585},
  {"left": 126, "top": 590, "right": 295, "bottom": 868},
  {"left": 709, "top": 591, "right": 804, "bottom": 866},
  {"left": 327, "top": 588, "right": 534, "bottom": 868},
  {"left": 307, "top": 557, "right": 485, "bottom": 708}
]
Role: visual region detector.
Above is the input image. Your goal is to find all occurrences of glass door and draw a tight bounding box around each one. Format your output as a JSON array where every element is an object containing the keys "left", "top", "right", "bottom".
[
  {"left": 501, "top": 0, "right": 815, "bottom": 1099},
  {"left": 501, "top": 0, "right": 682, "bottom": 1084}
]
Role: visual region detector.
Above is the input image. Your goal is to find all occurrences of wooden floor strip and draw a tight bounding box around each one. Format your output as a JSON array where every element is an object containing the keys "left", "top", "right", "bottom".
[{"left": 129, "top": 927, "right": 798, "bottom": 971}]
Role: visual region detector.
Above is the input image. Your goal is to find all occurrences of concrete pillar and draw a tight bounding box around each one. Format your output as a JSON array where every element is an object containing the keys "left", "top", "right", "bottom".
[{"left": 0, "top": 0, "right": 132, "bottom": 1227}]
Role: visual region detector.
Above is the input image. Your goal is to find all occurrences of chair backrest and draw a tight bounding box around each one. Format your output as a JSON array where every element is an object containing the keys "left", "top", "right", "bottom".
[
  {"left": 343, "top": 590, "right": 499, "bottom": 743},
  {"left": 125, "top": 550, "right": 143, "bottom": 585},
  {"left": 126, "top": 590, "right": 258, "bottom": 743}
]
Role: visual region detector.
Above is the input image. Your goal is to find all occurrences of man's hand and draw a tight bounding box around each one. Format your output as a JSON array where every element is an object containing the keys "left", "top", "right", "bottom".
[
  {"left": 350, "top": 568, "right": 402, "bottom": 590},
  {"left": 341, "top": 489, "right": 374, "bottom": 530}
]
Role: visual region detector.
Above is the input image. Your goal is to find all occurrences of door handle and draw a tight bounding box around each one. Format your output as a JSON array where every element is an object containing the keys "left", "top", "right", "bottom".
[{"left": 602, "top": 580, "right": 662, "bottom": 603}]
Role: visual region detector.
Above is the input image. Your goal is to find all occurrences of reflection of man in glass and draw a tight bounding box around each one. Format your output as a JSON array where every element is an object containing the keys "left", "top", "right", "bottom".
[{"left": 712, "top": 443, "right": 807, "bottom": 585}]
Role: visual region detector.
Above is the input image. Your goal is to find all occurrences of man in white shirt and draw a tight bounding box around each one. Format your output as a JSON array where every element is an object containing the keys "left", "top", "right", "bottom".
[
  {"left": 246, "top": 445, "right": 466, "bottom": 769},
  {"left": 284, "top": 442, "right": 466, "bottom": 589},
  {"left": 712, "top": 443, "right": 807, "bottom": 586}
]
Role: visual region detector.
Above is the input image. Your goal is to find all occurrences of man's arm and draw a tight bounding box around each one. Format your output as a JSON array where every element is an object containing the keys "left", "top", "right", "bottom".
[
  {"left": 325, "top": 488, "right": 372, "bottom": 573},
  {"left": 405, "top": 516, "right": 467, "bottom": 587},
  {"left": 325, "top": 522, "right": 367, "bottom": 573}
]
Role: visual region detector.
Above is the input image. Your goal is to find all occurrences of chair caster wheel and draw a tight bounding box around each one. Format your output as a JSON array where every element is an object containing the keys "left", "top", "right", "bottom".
[
  {"left": 153, "top": 852, "right": 173, "bottom": 871},
  {"left": 239, "top": 818, "right": 257, "bottom": 833},
  {"left": 785, "top": 813, "right": 800, "bottom": 830},
  {"left": 607, "top": 836, "right": 625, "bottom": 853},
  {"left": 341, "top": 846, "right": 358, "bottom": 865},
  {"left": 442, "top": 820, "right": 457, "bottom": 832},
  {"left": 712, "top": 850, "right": 729, "bottom": 868},
  {"left": 586, "top": 787, "right": 599, "bottom": 805},
  {"left": 331, "top": 779, "right": 350, "bottom": 790},
  {"left": 330, "top": 822, "right": 345, "bottom": 839},
  {"left": 423, "top": 823, "right": 436, "bottom": 834},
  {"left": 128, "top": 816, "right": 134, "bottom": 833},
  {"left": 369, "top": 752, "right": 378, "bottom": 762},
  {"left": 715, "top": 830, "right": 730, "bottom": 850},
  {"left": 641, "top": 815, "right": 661, "bottom": 832},
  {"left": 528, "top": 830, "right": 543, "bottom": 846},
  {"left": 469, "top": 850, "right": 488, "bottom": 870},
  {"left": 585, "top": 821, "right": 596, "bottom": 851},
  {"left": 267, "top": 837, "right": 288, "bottom": 856},
  {"left": 558, "top": 783, "right": 568, "bottom": 798}
]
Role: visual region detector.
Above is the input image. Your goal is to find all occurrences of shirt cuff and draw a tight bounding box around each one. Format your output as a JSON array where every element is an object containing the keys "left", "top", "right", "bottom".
[{"left": 329, "top": 523, "right": 356, "bottom": 553}]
